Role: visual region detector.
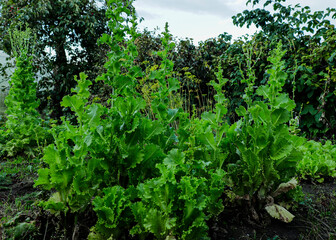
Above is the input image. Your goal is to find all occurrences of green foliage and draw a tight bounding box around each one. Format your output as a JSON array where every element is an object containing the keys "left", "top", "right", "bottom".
[
  {"left": 0, "top": 27, "right": 47, "bottom": 157},
  {"left": 3, "top": 221, "right": 37, "bottom": 240},
  {"left": 1, "top": 191, "right": 42, "bottom": 240},
  {"left": 35, "top": 0, "right": 168, "bottom": 222},
  {"left": 297, "top": 139, "right": 336, "bottom": 182},
  {"left": 30, "top": 0, "right": 336, "bottom": 237},
  {"left": 89, "top": 186, "right": 132, "bottom": 239},
  {"left": 35, "top": 71, "right": 163, "bottom": 211},
  {"left": 35, "top": 73, "right": 101, "bottom": 213},
  {"left": 132, "top": 0, "right": 336, "bottom": 138},
  {"left": 0, "top": 156, "right": 40, "bottom": 183},
  {"left": 225, "top": 42, "right": 302, "bottom": 221},
  {"left": 35, "top": 1, "right": 225, "bottom": 238},
  {"left": 0, "top": 0, "right": 110, "bottom": 118},
  {"left": 130, "top": 149, "right": 225, "bottom": 240},
  {"left": 90, "top": 149, "right": 225, "bottom": 240},
  {"left": 232, "top": 0, "right": 336, "bottom": 138}
]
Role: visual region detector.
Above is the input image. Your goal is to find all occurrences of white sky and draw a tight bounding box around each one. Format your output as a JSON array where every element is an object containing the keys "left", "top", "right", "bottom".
[{"left": 133, "top": 0, "right": 336, "bottom": 44}]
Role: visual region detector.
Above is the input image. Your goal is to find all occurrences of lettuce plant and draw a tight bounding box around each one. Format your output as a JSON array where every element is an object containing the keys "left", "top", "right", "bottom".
[
  {"left": 34, "top": 0, "right": 335, "bottom": 237},
  {"left": 176, "top": 63, "right": 234, "bottom": 173},
  {"left": 35, "top": 0, "right": 173, "bottom": 236},
  {"left": 297, "top": 139, "right": 336, "bottom": 182},
  {"left": 89, "top": 186, "right": 133, "bottom": 240},
  {"left": 35, "top": 73, "right": 102, "bottom": 212},
  {"left": 131, "top": 151, "right": 224, "bottom": 240},
  {"left": 0, "top": 27, "right": 47, "bottom": 157},
  {"left": 90, "top": 149, "right": 225, "bottom": 240},
  {"left": 226, "top": 42, "right": 302, "bottom": 222}
]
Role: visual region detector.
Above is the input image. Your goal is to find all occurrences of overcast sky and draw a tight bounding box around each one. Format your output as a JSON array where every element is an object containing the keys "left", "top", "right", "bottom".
[{"left": 133, "top": 0, "right": 336, "bottom": 44}]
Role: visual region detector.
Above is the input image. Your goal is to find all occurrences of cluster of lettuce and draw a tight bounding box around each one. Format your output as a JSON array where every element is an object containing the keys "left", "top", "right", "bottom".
[{"left": 1, "top": 0, "right": 335, "bottom": 239}]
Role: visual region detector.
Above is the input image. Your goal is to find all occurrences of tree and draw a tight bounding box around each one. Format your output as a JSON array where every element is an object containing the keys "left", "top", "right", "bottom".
[
  {"left": 0, "top": 0, "right": 110, "bottom": 118},
  {"left": 232, "top": 0, "right": 336, "bottom": 138}
]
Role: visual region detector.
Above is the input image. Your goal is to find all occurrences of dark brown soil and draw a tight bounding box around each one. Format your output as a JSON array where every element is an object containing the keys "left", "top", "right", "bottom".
[
  {"left": 0, "top": 176, "right": 97, "bottom": 240},
  {"left": 0, "top": 180, "right": 35, "bottom": 202},
  {"left": 209, "top": 181, "right": 336, "bottom": 240}
]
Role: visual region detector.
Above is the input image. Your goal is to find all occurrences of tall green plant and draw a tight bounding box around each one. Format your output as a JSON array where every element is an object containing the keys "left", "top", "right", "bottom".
[
  {"left": 86, "top": 3, "right": 225, "bottom": 239},
  {"left": 36, "top": 0, "right": 148, "bottom": 209},
  {"left": 0, "top": 26, "right": 46, "bottom": 157},
  {"left": 188, "top": 63, "right": 233, "bottom": 170},
  {"left": 227, "top": 42, "right": 302, "bottom": 223},
  {"left": 35, "top": 0, "right": 171, "bottom": 237}
]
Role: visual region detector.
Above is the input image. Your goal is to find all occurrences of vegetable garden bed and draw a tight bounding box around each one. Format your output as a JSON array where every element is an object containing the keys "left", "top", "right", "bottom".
[{"left": 0, "top": 0, "right": 336, "bottom": 239}]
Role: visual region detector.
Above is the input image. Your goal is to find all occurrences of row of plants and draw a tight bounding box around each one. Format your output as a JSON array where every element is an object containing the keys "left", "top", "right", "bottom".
[{"left": 1, "top": 0, "right": 336, "bottom": 239}]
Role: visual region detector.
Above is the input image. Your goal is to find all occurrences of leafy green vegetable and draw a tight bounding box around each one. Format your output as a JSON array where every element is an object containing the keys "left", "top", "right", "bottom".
[
  {"left": 130, "top": 149, "right": 225, "bottom": 240},
  {"left": 297, "top": 139, "right": 336, "bottom": 182},
  {"left": 0, "top": 27, "right": 49, "bottom": 157},
  {"left": 226, "top": 42, "right": 302, "bottom": 221}
]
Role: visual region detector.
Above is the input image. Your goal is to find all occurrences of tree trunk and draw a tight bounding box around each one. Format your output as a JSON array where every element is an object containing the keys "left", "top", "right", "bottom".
[{"left": 51, "top": 38, "right": 68, "bottom": 119}]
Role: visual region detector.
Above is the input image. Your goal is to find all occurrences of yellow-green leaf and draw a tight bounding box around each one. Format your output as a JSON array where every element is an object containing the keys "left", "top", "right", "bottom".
[{"left": 265, "top": 204, "right": 295, "bottom": 223}]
